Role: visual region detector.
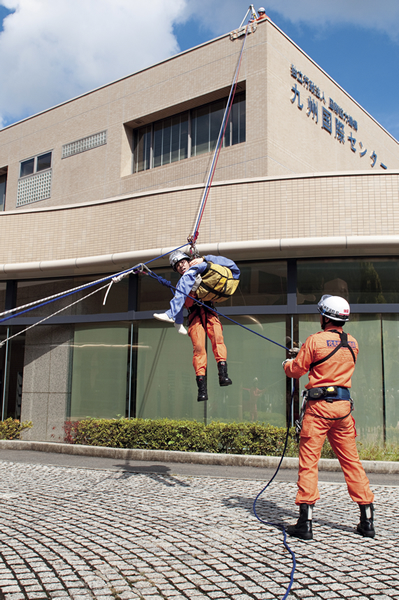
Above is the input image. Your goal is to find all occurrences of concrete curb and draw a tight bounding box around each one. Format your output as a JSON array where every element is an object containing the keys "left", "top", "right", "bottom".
[{"left": 1, "top": 439, "right": 399, "bottom": 473}]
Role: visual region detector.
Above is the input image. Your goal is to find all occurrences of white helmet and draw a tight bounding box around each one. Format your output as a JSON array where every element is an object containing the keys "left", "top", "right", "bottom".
[
  {"left": 169, "top": 250, "right": 190, "bottom": 271},
  {"left": 317, "top": 295, "right": 350, "bottom": 322},
  {"left": 258, "top": 7, "right": 266, "bottom": 12}
]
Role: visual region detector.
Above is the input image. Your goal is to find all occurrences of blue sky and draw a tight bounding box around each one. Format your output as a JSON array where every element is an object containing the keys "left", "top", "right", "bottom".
[{"left": 0, "top": 1, "right": 398, "bottom": 141}]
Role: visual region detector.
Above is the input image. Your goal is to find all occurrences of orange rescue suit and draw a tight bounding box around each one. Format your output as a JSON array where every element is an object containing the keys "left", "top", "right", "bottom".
[
  {"left": 284, "top": 324, "right": 374, "bottom": 506},
  {"left": 185, "top": 297, "right": 227, "bottom": 376}
]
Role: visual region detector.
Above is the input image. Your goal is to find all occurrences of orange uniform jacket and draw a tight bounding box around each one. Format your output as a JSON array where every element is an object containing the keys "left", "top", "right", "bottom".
[{"left": 284, "top": 324, "right": 359, "bottom": 389}]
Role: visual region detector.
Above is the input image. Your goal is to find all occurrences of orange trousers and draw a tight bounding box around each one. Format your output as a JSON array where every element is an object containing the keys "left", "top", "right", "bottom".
[
  {"left": 297, "top": 399, "right": 374, "bottom": 506},
  {"left": 188, "top": 306, "right": 227, "bottom": 376}
]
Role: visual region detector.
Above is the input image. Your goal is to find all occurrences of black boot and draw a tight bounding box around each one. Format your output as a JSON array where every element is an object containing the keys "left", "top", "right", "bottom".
[
  {"left": 286, "top": 503, "right": 313, "bottom": 540},
  {"left": 217, "top": 361, "right": 232, "bottom": 386},
  {"left": 357, "top": 503, "right": 375, "bottom": 538},
  {"left": 196, "top": 376, "right": 208, "bottom": 402}
]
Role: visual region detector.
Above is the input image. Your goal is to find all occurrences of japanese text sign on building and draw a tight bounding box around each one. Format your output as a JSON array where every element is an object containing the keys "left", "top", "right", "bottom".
[{"left": 290, "top": 64, "right": 387, "bottom": 170}]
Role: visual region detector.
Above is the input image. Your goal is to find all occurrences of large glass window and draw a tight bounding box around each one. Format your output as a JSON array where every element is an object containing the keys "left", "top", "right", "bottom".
[
  {"left": 136, "top": 320, "right": 203, "bottom": 421},
  {"left": 70, "top": 325, "right": 130, "bottom": 420},
  {"left": 133, "top": 92, "right": 246, "bottom": 173},
  {"left": 139, "top": 260, "right": 287, "bottom": 311},
  {"left": 297, "top": 259, "right": 399, "bottom": 304},
  {"left": 206, "top": 316, "right": 287, "bottom": 425},
  {"left": 17, "top": 275, "right": 129, "bottom": 316},
  {"left": 136, "top": 316, "right": 286, "bottom": 425},
  {"left": 138, "top": 267, "right": 179, "bottom": 311},
  {"left": 382, "top": 315, "right": 399, "bottom": 444},
  {"left": 233, "top": 261, "right": 287, "bottom": 306},
  {"left": 133, "top": 126, "right": 151, "bottom": 173},
  {"left": 153, "top": 113, "right": 188, "bottom": 167}
]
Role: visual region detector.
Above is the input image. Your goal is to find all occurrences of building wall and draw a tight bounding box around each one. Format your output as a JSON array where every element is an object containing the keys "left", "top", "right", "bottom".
[
  {"left": 0, "top": 170, "right": 397, "bottom": 276},
  {"left": 0, "top": 19, "right": 398, "bottom": 214}
]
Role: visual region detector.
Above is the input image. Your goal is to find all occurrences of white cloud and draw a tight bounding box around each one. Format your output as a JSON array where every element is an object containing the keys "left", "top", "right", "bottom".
[{"left": 0, "top": 0, "right": 186, "bottom": 126}]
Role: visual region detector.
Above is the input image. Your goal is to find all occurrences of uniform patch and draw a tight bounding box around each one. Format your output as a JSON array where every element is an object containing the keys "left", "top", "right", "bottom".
[{"left": 327, "top": 339, "right": 356, "bottom": 348}]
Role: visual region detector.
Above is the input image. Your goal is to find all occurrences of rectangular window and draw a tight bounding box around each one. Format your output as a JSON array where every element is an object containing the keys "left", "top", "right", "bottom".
[
  {"left": 70, "top": 325, "right": 129, "bottom": 420},
  {"left": 132, "top": 92, "right": 245, "bottom": 173},
  {"left": 20, "top": 152, "right": 52, "bottom": 178},
  {"left": 0, "top": 174, "right": 6, "bottom": 211},
  {"left": 20, "top": 158, "right": 34, "bottom": 178},
  {"left": 17, "top": 275, "right": 129, "bottom": 316},
  {"left": 136, "top": 315, "right": 287, "bottom": 425},
  {"left": 36, "top": 152, "right": 52, "bottom": 172},
  {"left": 297, "top": 259, "right": 399, "bottom": 305},
  {"left": 133, "top": 126, "right": 151, "bottom": 173}
]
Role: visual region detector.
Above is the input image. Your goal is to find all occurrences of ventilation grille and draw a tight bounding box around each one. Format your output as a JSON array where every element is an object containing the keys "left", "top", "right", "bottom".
[
  {"left": 62, "top": 130, "right": 107, "bottom": 158},
  {"left": 17, "top": 171, "right": 52, "bottom": 207}
]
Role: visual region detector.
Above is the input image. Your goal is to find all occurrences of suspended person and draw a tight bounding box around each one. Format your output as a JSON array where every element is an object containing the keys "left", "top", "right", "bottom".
[
  {"left": 282, "top": 295, "right": 375, "bottom": 540},
  {"left": 154, "top": 251, "right": 240, "bottom": 402}
]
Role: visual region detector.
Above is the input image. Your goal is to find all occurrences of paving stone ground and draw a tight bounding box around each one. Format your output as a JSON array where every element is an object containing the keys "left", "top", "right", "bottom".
[{"left": 0, "top": 460, "right": 397, "bottom": 600}]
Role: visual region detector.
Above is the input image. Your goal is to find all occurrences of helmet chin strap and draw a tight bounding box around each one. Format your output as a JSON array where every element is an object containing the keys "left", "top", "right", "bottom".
[{"left": 321, "top": 316, "right": 330, "bottom": 330}]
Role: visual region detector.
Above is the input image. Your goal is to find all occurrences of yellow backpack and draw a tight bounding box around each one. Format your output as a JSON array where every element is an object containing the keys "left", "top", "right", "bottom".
[{"left": 195, "top": 262, "right": 240, "bottom": 303}]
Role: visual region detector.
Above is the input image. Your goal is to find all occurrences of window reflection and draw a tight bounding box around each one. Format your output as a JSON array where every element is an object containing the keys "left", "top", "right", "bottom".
[{"left": 297, "top": 259, "right": 399, "bottom": 304}]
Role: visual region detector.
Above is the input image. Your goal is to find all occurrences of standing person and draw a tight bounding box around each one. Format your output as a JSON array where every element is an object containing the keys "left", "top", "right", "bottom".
[
  {"left": 257, "top": 7, "right": 267, "bottom": 20},
  {"left": 154, "top": 251, "right": 240, "bottom": 402},
  {"left": 282, "top": 295, "right": 375, "bottom": 540}
]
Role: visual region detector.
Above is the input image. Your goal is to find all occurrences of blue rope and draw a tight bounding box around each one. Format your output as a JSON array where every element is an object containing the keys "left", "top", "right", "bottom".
[
  {"left": 0, "top": 243, "right": 190, "bottom": 325},
  {"left": 252, "top": 388, "right": 297, "bottom": 600}
]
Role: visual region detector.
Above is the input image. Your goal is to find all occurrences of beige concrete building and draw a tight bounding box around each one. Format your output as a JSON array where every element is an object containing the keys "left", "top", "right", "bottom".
[{"left": 0, "top": 17, "right": 398, "bottom": 444}]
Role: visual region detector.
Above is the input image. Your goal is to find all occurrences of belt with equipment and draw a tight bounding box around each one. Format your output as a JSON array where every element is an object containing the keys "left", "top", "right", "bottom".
[
  {"left": 307, "top": 385, "right": 351, "bottom": 401},
  {"left": 294, "top": 386, "right": 353, "bottom": 442}
]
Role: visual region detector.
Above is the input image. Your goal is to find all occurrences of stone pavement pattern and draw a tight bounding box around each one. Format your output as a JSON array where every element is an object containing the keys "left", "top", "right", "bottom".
[{"left": 0, "top": 460, "right": 397, "bottom": 600}]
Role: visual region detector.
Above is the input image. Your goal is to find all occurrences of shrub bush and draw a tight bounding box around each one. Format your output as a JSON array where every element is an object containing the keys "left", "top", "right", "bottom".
[
  {"left": 64, "top": 417, "right": 339, "bottom": 458},
  {"left": 0, "top": 418, "right": 32, "bottom": 440}
]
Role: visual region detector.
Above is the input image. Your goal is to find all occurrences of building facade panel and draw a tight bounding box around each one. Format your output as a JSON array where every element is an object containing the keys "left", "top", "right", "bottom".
[{"left": 0, "top": 171, "right": 398, "bottom": 268}]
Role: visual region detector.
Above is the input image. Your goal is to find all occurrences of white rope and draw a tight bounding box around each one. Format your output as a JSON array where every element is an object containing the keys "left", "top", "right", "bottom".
[
  {"left": 0, "top": 263, "right": 153, "bottom": 346},
  {"left": 0, "top": 283, "right": 110, "bottom": 347},
  {"left": 0, "top": 266, "right": 141, "bottom": 320}
]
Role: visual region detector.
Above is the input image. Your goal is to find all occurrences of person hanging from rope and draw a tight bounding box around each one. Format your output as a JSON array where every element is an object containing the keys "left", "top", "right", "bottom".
[
  {"left": 154, "top": 250, "right": 240, "bottom": 402},
  {"left": 282, "top": 295, "right": 375, "bottom": 541}
]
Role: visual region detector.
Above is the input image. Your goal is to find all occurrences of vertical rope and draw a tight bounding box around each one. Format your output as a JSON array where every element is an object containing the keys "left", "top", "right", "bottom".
[{"left": 188, "top": 24, "right": 250, "bottom": 245}]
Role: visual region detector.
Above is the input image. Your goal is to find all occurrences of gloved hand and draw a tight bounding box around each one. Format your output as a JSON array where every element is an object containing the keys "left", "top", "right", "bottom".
[
  {"left": 282, "top": 358, "right": 293, "bottom": 367},
  {"left": 288, "top": 347, "right": 300, "bottom": 358},
  {"left": 156, "top": 275, "right": 173, "bottom": 288}
]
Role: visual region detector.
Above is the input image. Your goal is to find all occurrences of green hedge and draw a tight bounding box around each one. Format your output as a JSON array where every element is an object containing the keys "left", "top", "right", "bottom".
[
  {"left": 64, "top": 418, "right": 336, "bottom": 458},
  {"left": 0, "top": 418, "right": 32, "bottom": 439}
]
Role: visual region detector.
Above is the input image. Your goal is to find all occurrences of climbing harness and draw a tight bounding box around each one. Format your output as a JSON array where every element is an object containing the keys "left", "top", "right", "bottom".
[
  {"left": 294, "top": 330, "right": 357, "bottom": 441},
  {"left": 294, "top": 389, "right": 354, "bottom": 443},
  {"left": 309, "top": 330, "right": 356, "bottom": 371}
]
